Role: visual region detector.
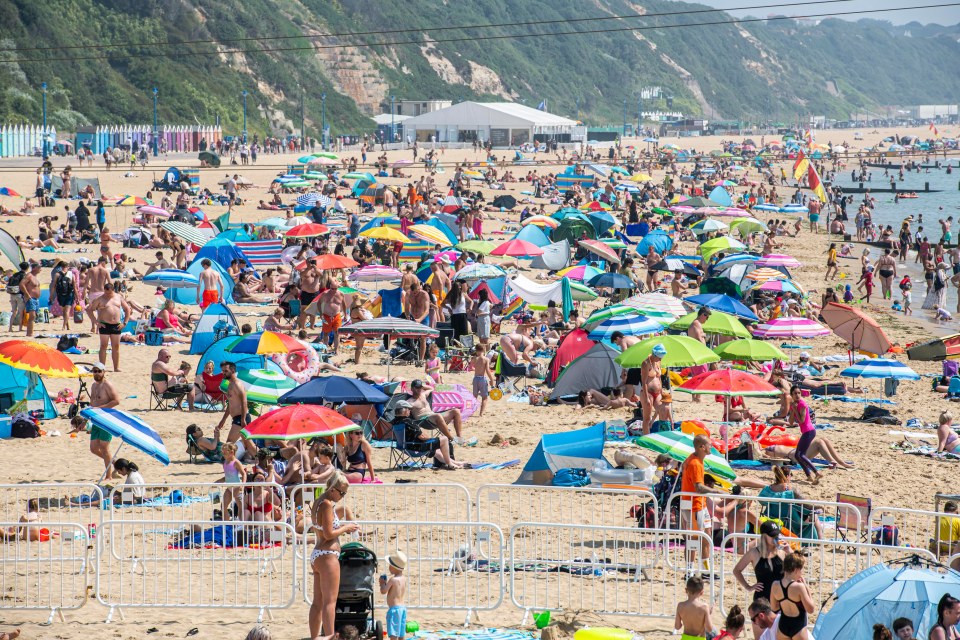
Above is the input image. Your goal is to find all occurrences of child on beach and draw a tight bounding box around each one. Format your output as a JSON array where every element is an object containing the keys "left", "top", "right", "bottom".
[
  {"left": 424, "top": 343, "right": 442, "bottom": 386},
  {"left": 714, "top": 605, "right": 746, "bottom": 639},
  {"left": 470, "top": 344, "right": 496, "bottom": 417},
  {"left": 674, "top": 575, "right": 715, "bottom": 640},
  {"left": 900, "top": 276, "right": 913, "bottom": 315},
  {"left": 843, "top": 284, "right": 854, "bottom": 303},
  {"left": 221, "top": 442, "right": 246, "bottom": 518},
  {"left": 858, "top": 266, "right": 875, "bottom": 303},
  {"left": 380, "top": 550, "right": 408, "bottom": 640}
]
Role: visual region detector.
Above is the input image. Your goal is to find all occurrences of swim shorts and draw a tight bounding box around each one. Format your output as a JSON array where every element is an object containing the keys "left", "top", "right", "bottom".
[
  {"left": 472, "top": 375, "right": 489, "bottom": 398},
  {"left": 99, "top": 322, "right": 122, "bottom": 335},
  {"left": 386, "top": 605, "right": 407, "bottom": 638},
  {"left": 200, "top": 289, "right": 220, "bottom": 309},
  {"left": 90, "top": 426, "right": 113, "bottom": 442},
  {"left": 24, "top": 297, "right": 39, "bottom": 313},
  {"left": 321, "top": 312, "right": 342, "bottom": 334}
]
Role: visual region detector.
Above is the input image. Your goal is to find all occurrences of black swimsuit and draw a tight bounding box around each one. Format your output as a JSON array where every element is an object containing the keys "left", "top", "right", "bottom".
[
  {"left": 752, "top": 554, "right": 784, "bottom": 602},
  {"left": 776, "top": 579, "right": 808, "bottom": 638}
]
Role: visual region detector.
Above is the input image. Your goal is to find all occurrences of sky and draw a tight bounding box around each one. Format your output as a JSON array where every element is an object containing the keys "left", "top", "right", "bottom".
[{"left": 696, "top": 0, "right": 960, "bottom": 25}]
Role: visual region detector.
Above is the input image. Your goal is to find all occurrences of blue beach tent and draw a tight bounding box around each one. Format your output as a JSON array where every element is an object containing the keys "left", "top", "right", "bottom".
[
  {"left": 516, "top": 422, "right": 608, "bottom": 484},
  {"left": 188, "top": 302, "right": 240, "bottom": 355},
  {"left": 0, "top": 363, "right": 57, "bottom": 419}
]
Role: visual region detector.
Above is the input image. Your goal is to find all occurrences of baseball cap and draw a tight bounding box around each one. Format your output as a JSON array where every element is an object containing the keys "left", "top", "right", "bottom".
[
  {"left": 759, "top": 520, "right": 781, "bottom": 538},
  {"left": 411, "top": 379, "right": 424, "bottom": 389}
]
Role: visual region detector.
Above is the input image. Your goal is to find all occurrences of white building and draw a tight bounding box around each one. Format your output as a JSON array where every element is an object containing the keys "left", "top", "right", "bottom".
[
  {"left": 400, "top": 101, "right": 582, "bottom": 146},
  {"left": 396, "top": 100, "right": 451, "bottom": 117}
]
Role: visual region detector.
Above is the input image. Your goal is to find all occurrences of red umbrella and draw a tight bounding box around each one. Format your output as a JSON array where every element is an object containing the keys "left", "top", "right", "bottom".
[
  {"left": 285, "top": 223, "right": 329, "bottom": 238},
  {"left": 311, "top": 254, "right": 359, "bottom": 270},
  {"left": 674, "top": 368, "right": 780, "bottom": 397},
  {"left": 240, "top": 404, "right": 360, "bottom": 441},
  {"left": 579, "top": 239, "right": 621, "bottom": 265},
  {"left": 490, "top": 239, "right": 543, "bottom": 258},
  {"left": 820, "top": 302, "right": 892, "bottom": 356}
]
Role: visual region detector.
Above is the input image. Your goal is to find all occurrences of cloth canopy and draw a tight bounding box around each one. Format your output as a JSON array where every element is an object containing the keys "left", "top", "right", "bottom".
[{"left": 506, "top": 274, "right": 573, "bottom": 321}]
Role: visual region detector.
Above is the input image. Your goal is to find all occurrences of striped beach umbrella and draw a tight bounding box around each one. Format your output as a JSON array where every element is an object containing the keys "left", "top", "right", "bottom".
[
  {"left": 579, "top": 239, "right": 621, "bottom": 265},
  {"left": 691, "top": 219, "right": 729, "bottom": 235},
  {"left": 623, "top": 292, "right": 689, "bottom": 320},
  {"left": 634, "top": 431, "right": 735, "bottom": 480},
  {"left": 840, "top": 358, "right": 920, "bottom": 380},
  {"left": 713, "top": 339, "right": 789, "bottom": 362},
  {"left": 752, "top": 317, "right": 831, "bottom": 339},
  {"left": 296, "top": 193, "right": 332, "bottom": 208},
  {"left": 557, "top": 264, "right": 605, "bottom": 283},
  {"left": 454, "top": 264, "right": 506, "bottom": 281},
  {"left": 339, "top": 317, "right": 440, "bottom": 339},
  {"left": 143, "top": 269, "right": 200, "bottom": 289},
  {"left": 223, "top": 369, "right": 297, "bottom": 404},
  {"left": 714, "top": 254, "right": 761, "bottom": 271},
  {"left": 285, "top": 216, "right": 312, "bottom": 227},
  {"left": 79, "top": 407, "right": 169, "bottom": 466},
  {"left": 751, "top": 279, "right": 803, "bottom": 294},
  {"left": 225, "top": 331, "right": 307, "bottom": 355},
  {"left": 587, "top": 314, "right": 663, "bottom": 341},
  {"left": 522, "top": 215, "right": 559, "bottom": 229},
  {"left": 0, "top": 187, "right": 21, "bottom": 196},
  {"left": 408, "top": 224, "right": 452, "bottom": 247},
  {"left": 115, "top": 195, "right": 148, "bottom": 207},
  {"left": 348, "top": 265, "right": 403, "bottom": 283},
  {"left": 583, "top": 304, "right": 639, "bottom": 329},
  {"left": 569, "top": 281, "right": 599, "bottom": 301},
  {"left": 160, "top": 220, "right": 212, "bottom": 246},
  {"left": 744, "top": 267, "right": 790, "bottom": 282}
]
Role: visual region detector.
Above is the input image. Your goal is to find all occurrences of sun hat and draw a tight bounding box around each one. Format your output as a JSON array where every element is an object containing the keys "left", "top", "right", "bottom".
[
  {"left": 652, "top": 343, "right": 667, "bottom": 358},
  {"left": 388, "top": 550, "right": 407, "bottom": 570}
]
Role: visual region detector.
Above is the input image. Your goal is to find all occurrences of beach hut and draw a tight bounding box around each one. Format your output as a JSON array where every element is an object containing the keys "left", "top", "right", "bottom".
[
  {"left": 0, "top": 362, "right": 57, "bottom": 419},
  {"left": 549, "top": 343, "right": 622, "bottom": 401},
  {"left": 516, "top": 422, "right": 608, "bottom": 485},
  {"left": 189, "top": 302, "right": 240, "bottom": 355}
]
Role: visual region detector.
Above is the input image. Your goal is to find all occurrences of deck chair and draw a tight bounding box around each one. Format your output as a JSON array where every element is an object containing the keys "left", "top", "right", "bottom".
[
  {"left": 186, "top": 433, "right": 223, "bottom": 464},
  {"left": 836, "top": 493, "right": 872, "bottom": 542},
  {"left": 445, "top": 334, "right": 476, "bottom": 372},
  {"left": 198, "top": 372, "right": 227, "bottom": 411},
  {"left": 341, "top": 403, "right": 391, "bottom": 440},
  {"left": 149, "top": 381, "right": 188, "bottom": 411},
  {"left": 496, "top": 352, "right": 528, "bottom": 393},
  {"left": 390, "top": 423, "right": 439, "bottom": 470}
]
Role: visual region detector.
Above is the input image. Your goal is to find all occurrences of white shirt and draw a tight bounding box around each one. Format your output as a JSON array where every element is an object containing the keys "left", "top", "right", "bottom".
[
  {"left": 478, "top": 300, "right": 491, "bottom": 316},
  {"left": 758, "top": 614, "right": 780, "bottom": 640},
  {"left": 124, "top": 471, "right": 146, "bottom": 499}
]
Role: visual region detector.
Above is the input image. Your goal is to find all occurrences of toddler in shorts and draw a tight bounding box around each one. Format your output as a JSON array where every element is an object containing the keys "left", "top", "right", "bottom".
[{"left": 380, "top": 550, "right": 408, "bottom": 640}]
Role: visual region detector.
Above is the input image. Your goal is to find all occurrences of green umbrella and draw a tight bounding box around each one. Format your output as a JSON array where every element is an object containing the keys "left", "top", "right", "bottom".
[
  {"left": 569, "top": 281, "right": 599, "bottom": 301},
  {"left": 616, "top": 335, "right": 720, "bottom": 368},
  {"left": 223, "top": 368, "right": 298, "bottom": 404},
  {"left": 713, "top": 339, "right": 788, "bottom": 362},
  {"left": 699, "top": 236, "right": 747, "bottom": 262},
  {"left": 315, "top": 152, "right": 339, "bottom": 160},
  {"left": 729, "top": 217, "right": 765, "bottom": 236},
  {"left": 456, "top": 240, "right": 496, "bottom": 255},
  {"left": 343, "top": 172, "right": 371, "bottom": 180},
  {"left": 634, "top": 431, "right": 736, "bottom": 480},
  {"left": 584, "top": 304, "right": 638, "bottom": 328},
  {"left": 669, "top": 311, "right": 751, "bottom": 338},
  {"left": 302, "top": 171, "right": 325, "bottom": 180},
  {"left": 651, "top": 207, "right": 672, "bottom": 216},
  {"left": 338, "top": 286, "right": 360, "bottom": 295},
  {"left": 284, "top": 180, "right": 311, "bottom": 188}
]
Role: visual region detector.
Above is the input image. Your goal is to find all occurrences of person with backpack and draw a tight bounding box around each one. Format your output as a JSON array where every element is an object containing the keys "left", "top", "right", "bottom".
[
  {"left": 5, "top": 262, "right": 28, "bottom": 332},
  {"left": 53, "top": 262, "right": 76, "bottom": 331}
]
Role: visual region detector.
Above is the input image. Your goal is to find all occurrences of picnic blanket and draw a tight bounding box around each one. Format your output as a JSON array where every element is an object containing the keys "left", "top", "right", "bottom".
[
  {"left": 729, "top": 458, "right": 832, "bottom": 471},
  {"left": 169, "top": 524, "right": 282, "bottom": 549},
  {"left": 396, "top": 459, "right": 520, "bottom": 471}
]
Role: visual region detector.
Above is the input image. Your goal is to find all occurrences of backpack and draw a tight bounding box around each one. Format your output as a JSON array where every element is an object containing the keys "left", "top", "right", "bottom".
[
  {"left": 55, "top": 274, "right": 74, "bottom": 299},
  {"left": 11, "top": 418, "right": 40, "bottom": 438},
  {"left": 56, "top": 335, "right": 78, "bottom": 352},
  {"left": 873, "top": 524, "right": 900, "bottom": 546},
  {"left": 552, "top": 468, "right": 589, "bottom": 487},
  {"left": 5, "top": 271, "right": 24, "bottom": 295}
]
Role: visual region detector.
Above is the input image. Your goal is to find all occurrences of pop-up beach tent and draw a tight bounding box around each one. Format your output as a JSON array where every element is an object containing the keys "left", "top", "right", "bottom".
[
  {"left": 0, "top": 363, "right": 57, "bottom": 419},
  {"left": 165, "top": 259, "right": 235, "bottom": 306},
  {"left": 189, "top": 302, "right": 240, "bottom": 355},
  {"left": 516, "top": 422, "right": 608, "bottom": 485},
  {"left": 191, "top": 237, "right": 254, "bottom": 271},
  {"left": 549, "top": 343, "right": 622, "bottom": 400},
  {"left": 530, "top": 240, "right": 571, "bottom": 271},
  {"left": 194, "top": 336, "right": 283, "bottom": 376},
  {"left": 546, "top": 328, "right": 595, "bottom": 386}
]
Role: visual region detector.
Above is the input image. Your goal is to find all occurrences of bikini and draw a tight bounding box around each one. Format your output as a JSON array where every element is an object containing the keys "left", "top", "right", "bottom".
[
  {"left": 944, "top": 431, "right": 960, "bottom": 453},
  {"left": 345, "top": 444, "right": 369, "bottom": 478},
  {"left": 310, "top": 511, "right": 342, "bottom": 562},
  {"left": 776, "top": 579, "right": 808, "bottom": 638}
]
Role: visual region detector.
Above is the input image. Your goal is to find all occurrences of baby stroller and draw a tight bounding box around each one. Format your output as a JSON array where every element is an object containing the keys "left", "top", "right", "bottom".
[
  {"left": 382, "top": 336, "right": 422, "bottom": 368},
  {"left": 335, "top": 542, "right": 383, "bottom": 639}
]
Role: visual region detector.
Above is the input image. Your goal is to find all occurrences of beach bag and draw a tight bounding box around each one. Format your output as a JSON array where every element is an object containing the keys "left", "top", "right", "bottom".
[
  {"left": 56, "top": 335, "right": 78, "bottom": 352},
  {"left": 552, "top": 468, "right": 589, "bottom": 487},
  {"left": 144, "top": 329, "right": 164, "bottom": 346},
  {"left": 11, "top": 418, "right": 40, "bottom": 438},
  {"left": 873, "top": 524, "right": 900, "bottom": 546},
  {"left": 861, "top": 405, "right": 892, "bottom": 420}
]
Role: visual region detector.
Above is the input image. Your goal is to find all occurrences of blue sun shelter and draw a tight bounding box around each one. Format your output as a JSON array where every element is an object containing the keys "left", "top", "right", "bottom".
[
  {"left": 708, "top": 186, "right": 733, "bottom": 207},
  {"left": 189, "top": 302, "right": 240, "bottom": 355},
  {"left": 195, "top": 336, "right": 283, "bottom": 376},
  {"left": 0, "top": 363, "right": 57, "bottom": 419},
  {"left": 165, "top": 259, "right": 235, "bottom": 306},
  {"left": 192, "top": 237, "right": 254, "bottom": 271},
  {"left": 516, "top": 422, "right": 608, "bottom": 485}
]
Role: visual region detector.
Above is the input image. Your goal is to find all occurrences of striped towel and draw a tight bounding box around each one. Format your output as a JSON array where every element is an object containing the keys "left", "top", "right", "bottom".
[{"left": 236, "top": 240, "right": 284, "bottom": 266}]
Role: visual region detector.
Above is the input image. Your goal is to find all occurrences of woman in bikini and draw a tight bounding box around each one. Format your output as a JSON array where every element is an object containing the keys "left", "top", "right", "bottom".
[
  {"left": 338, "top": 430, "right": 376, "bottom": 484},
  {"left": 937, "top": 411, "right": 960, "bottom": 455},
  {"left": 309, "top": 471, "right": 359, "bottom": 640},
  {"left": 770, "top": 551, "right": 814, "bottom": 640},
  {"left": 640, "top": 344, "right": 666, "bottom": 435}
]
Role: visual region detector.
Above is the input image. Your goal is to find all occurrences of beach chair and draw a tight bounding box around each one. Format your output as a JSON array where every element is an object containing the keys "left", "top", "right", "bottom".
[
  {"left": 444, "top": 334, "right": 475, "bottom": 373},
  {"left": 835, "top": 493, "right": 872, "bottom": 542},
  {"left": 496, "top": 352, "right": 528, "bottom": 394},
  {"left": 390, "top": 423, "right": 439, "bottom": 470},
  {"left": 149, "top": 381, "right": 188, "bottom": 411},
  {"left": 186, "top": 433, "right": 223, "bottom": 464},
  {"left": 199, "top": 372, "right": 227, "bottom": 411}
]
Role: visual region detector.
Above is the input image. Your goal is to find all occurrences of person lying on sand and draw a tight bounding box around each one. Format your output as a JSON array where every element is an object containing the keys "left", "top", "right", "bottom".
[{"left": 755, "top": 437, "right": 855, "bottom": 470}]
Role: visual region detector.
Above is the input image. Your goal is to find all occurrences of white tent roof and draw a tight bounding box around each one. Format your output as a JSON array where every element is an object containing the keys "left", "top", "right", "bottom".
[
  {"left": 372, "top": 113, "right": 411, "bottom": 126},
  {"left": 402, "top": 101, "right": 577, "bottom": 128}
]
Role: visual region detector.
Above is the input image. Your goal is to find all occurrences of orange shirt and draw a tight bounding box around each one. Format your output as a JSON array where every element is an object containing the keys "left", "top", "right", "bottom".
[{"left": 681, "top": 454, "right": 706, "bottom": 513}]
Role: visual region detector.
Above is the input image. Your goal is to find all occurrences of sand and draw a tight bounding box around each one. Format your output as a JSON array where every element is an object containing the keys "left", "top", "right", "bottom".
[{"left": 0, "top": 124, "right": 956, "bottom": 640}]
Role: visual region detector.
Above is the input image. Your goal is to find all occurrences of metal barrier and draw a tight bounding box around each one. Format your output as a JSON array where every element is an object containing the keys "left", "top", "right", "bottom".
[
  {"left": 869, "top": 506, "right": 960, "bottom": 562},
  {"left": 301, "top": 521, "right": 504, "bottom": 625},
  {"left": 95, "top": 519, "right": 296, "bottom": 623},
  {"left": 0, "top": 482, "right": 105, "bottom": 527},
  {"left": 0, "top": 521, "right": 91, "bottom": 624},
  {"left": 716, "top": 532, "right": 937, "bottom": 618},
  {"left": 508, "top": 522, "right": 712, "bottom": 622}
]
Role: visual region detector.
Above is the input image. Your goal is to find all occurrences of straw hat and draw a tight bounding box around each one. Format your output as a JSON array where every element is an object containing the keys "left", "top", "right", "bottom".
[{"left": 388, "top": 550, "right": 407, "bottom": 571}]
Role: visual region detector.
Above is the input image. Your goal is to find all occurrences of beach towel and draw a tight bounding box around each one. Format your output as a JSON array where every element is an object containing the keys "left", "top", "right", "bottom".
[
  {"left": 169, "top": 524, "right": 282, "bottom": 549},
  {"left": 235, "top": 240, "right": 284, "bottom": 266},
  {"left": 812, "top": 395, "right": 895, "bottom": 404},
  {"left": 395, "top": 459, "right": 520, "bottom": 470}
]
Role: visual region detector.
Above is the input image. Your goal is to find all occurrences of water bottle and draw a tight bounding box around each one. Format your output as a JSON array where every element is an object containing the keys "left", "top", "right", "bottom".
[{"left": 88, "top": 523, "right": 97, "bottom": 539}]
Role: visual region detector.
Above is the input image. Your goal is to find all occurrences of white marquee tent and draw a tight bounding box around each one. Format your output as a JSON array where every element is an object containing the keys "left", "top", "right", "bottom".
[{"left": 400, "top": 101, "right": 580, "bottom": 145}]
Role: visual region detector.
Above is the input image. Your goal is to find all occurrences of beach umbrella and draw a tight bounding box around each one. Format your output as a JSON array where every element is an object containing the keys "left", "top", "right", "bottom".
[
  {"left": 553, "top": 217, "right": 597, "bottom": 243},
  {"left": 684, "top": 293, "right": 759, "bottom": 321},
  {"left": 285, "top": 215, "right": 313, "bottom": 227},
  {"left": 456, "top": 240, "right": 496, "bottom": 255},
  {"left": 225, "top": 369, "right": 298, "bottom": 404},
  {"left": 361, "top": 226, "right": 410, "bottom": 243},
  {"left": 558, "top": 264, "right": 605, "bottom": 283},
  {"left": 569, "top": 281, "right": 599, "bottom": 301},
  {"left": 225, "top": 331, "right": 308, "bottom": 355},
  {"left": 616, "top": 335, "right": 720, "bottom": 368},
  {"left": 278, "top": 375, "right": 389, "bottom": 405},
  {"left": 408, "top": 224, "right": 453, "bottom": 247},
  {"left": 302, "top": 172, "right": 325, "bottom": 180},
  {"left": 339, "top": 317, "right": 439, "bottom": 339},
  {"left": 295, "top": 193, "right": 332, "bottom": 208},
  {"left": 256, "top": 217, "right": 289, "bottom": 229},
  {"left": 623, "top": 292, "right": 689, "bottom": 320},
  {"left": 840, "top": 358, "right": 920, "bottom": 381},
  {"left": 755, "top": 254, "right": 802, "bottom": 268},
  {"left": 676, "top": 368, "right": 779, "bottom": 397},
  {"left": 586, "top": 210, "right": 617, "bottom": 235},
  {"left": 729, "top": 217, "right": 765, "bottom": 236},
  {"left": 750, "top": 279, "right": 803, "bottom": 294},
  {"left": 285, "top": 223, "right": 329, "bottom": 238},
  {"left": 307, "top": 157, "right": 337, "bottom": 167},
  {"left": 634, "top": 431, "right": 735, "bottom": 481},
  {"left": 669, "top": 311, "right": 751, "bottom": 338},
  {"left": 637, "top": 230, "right": 674, "bottom": 255},
  {"left": 0, "top": 339, "right": 79, "bottom": 378},
  {"left": 580, "top": 201, "right": 612, "bottom": 212},
  {"left": 115, "top": 195, "right": 148, "bottom": 207},
  {"left": 0, "top": 187, "right": 20, "bottom": 197},
  {"left": 587, "top": 314, "right": 664, "bottom": 341},
  {"left": 587, "top": 272, "right": 636, "bottom": 290},
  {"left": 314, "top": 152, "right": 338, "bottom": 160},
  {"left": 137, "top": 205, "right": 170, "bottom": 218},
  {"left": 583, "top": 304, "right": 640, "bottom": 329},
  {"left": 312, "top": 254, "right": 359, "bottom": 270},
  {"left": 743, "top": 267, "right": 790, "bottom": 282},
  {"left": 813, "top": 560, "right": 960, "bottom": 640},
  {"left": 752, "top": 317, "right": 831, "bottom": 339},
  {"left": 714, "top": 254, "right": 760, "bottom": 271},
  {"left": 691, "top": 219, "right": 729, "bottom": 235},
  {"left": 579, "top": 239, "right": 621, "bottom": 265},
  {"left": 240, "top": 404, "right": 359, "bottom": 441},
  {"left": 297, "top": 155, "right": 316, "bottom": 164},
  {"left": 343, "top": 172, "right": 372, "bottom": 180},
  {"left": 631, "top": 173, "right": 653, "bottom": 181},
  {"left": 454, "top": 263, "right": 506, "bottom": 281},
  {"left": 349, "top": 265, "right": 403, "bottom": 283},
  {"left": 713, "top": 339, "right": 788, "bottom": 362},
  {"left": 522, "top": 215, "right": 559, "bottom": 229},
  {"left": 79, "top": 407, "right": 170, "bottom": 469},
  {"left": 143, "top": 269, "right": 200, "bottom": 289},
  {"left": 820, "top": 302, "right": 893, "bottom": 355},
  {"left": 160, "top": 220, "right": 212, "bottom": 246},
  {"left": 650, "top": 258, "right": 702, "bottom": 277},
  {"left": 683, "top": 196, "right": 726, "bottom": 208},
  {"left": 551, "top": 207, "right": 582, "bottom": 221},
  {"left": 906, "top": 334, "right": 960, "bottom": 361},
  {"left": 491, "top": 239, "right": 543, "bottom": 258},
  {"left": 699, "top": 236, "right": 747, "bottom": 262}
]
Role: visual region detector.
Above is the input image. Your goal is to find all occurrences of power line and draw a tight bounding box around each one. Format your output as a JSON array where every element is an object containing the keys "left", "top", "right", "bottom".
[
  {"left": 3, "top": 3, "right": 955, "bottom": 65},
  {"left": 5, "top": 0, "right": 853, "bottom": 53}
]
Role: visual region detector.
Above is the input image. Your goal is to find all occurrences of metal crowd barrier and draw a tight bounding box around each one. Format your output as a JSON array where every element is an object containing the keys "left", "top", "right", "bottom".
[
  {"left": 869, "top": 506, "right": 960, "bottom": 562},
  {"left": 508, "top": 522, "right": 712, "bottom": 622},
  {"left": 0, "top": 521, "right": 91, "bottom": 624},
  {"left": 300, "top": 520, "right": 504, "bottom": 626},
  {"left": 95, "top": 519, "right": 296, "bottom": 623}
]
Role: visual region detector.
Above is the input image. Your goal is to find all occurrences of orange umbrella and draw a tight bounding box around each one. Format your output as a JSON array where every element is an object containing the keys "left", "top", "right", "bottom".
[
  {"left": 312, "top": 254, "right": 359, "bottom": 270},
  {"left": 743, "top": 268, "right": 788, "bottom": 282},
  {"left": 0, "top": 340, "right": 79, "bottom": 378},
  {"left": 820, "top": 302, "right": 893, "bottom": 355},
  {"left": 240, "top": 404, "right": 359, "bottom": 441}
]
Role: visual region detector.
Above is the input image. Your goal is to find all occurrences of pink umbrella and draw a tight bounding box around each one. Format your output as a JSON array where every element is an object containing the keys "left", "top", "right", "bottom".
[
  {"left": 755, "top": 254, "right": 802, "bottom": 268},
  {"left": 490, "top": 239, "right": 543, "bottom": 258},
  {"left": 670, "top": 206, "right": 696, "bottom": 214},
  {"left": 752, "top": 317, "right": 831, "bottom": 339},
  {"left": 712, "top": 207, "right": 750, "bottom": 217},
  {"left": 137, "top": 205, "right": 170, "bottom": 217}
]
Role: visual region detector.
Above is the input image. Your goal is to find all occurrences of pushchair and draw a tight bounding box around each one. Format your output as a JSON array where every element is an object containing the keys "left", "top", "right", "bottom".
[
  {"left": 334, "top": 542, "right": 383, "bottom": 639},
  {"left": 381, "top": 336, "right": 422, "bottom": 368}
]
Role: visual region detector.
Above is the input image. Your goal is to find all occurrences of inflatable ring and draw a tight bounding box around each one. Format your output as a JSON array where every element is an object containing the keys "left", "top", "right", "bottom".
[
  {"left": 270, "top": 338, "right": 321, "bottom": 385},
  {"left": 489, "top": 388, "right": 503, "bottom": 401}
]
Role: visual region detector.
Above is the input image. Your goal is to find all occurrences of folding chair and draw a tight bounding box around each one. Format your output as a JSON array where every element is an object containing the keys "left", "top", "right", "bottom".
[
  {"left": 149, "top": 382, "right": 188, "bottom": 411},
  {"left": 836, "top": 493, "right": 872, "bottom": 542},
  {"left": 199, "top": 372, "right": 228, "bottom": 412},
  {"left": 496, "top": 352, "right": 528, "bottom": 394},
  {"left": 444, "top": 334, "right": 476, "bottom": 373},
  {"left": 390, "top": 423, "right": 439, "bottom": 470}
]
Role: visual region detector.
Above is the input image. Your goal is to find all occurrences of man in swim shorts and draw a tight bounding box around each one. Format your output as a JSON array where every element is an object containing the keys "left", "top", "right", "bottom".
[
  {"left": 318, "top": 280, "right": 344, "bottom": 354},
  {"left": 87, "top": 282, "right": 131, "bottom": 372},
  {"left": 20, "top": 262, "right": 42, "bottom": 337},
  {"left": 89, "top": 364, "right": 120, "bottom": 478},
  {"left": 196, "top": 259, "right": 223, "bottom": 309},
  {"left": 85, "top": 257, "right": 110, "bottom": 333}
]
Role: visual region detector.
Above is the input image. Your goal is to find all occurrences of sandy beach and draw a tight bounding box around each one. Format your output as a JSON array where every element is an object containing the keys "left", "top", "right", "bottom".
[{"left": 0, "top": 124, "right": 958, "bottom": 640}]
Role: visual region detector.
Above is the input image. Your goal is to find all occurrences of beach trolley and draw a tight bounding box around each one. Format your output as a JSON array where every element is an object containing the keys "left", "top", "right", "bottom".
[{"left": 335, "top": 542, "right": 383, "bottom": 640}]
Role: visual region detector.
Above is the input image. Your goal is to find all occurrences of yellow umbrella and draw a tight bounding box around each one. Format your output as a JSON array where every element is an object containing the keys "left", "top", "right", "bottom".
[
  {"left": 462, "top": 170, "right": 485, "bottom": 179},
  {"left": 408, "top": 224, "right": 452, "bottom": 247},
  {"left": 631, "top": 173, "right": 653, "bottom": 182},
  {"left": 360, "top": 226, "right": 410, "bottom": 243}
]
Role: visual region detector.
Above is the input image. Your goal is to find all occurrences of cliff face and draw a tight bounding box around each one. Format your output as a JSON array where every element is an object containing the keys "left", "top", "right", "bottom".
[{"left": 0, "top": 0, "right": 956, "bottom": 136}]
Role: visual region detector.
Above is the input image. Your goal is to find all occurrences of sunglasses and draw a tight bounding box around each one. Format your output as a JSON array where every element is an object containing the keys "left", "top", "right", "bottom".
[{"left": 750, "top": 613, "right": 763, "bottom": 624}]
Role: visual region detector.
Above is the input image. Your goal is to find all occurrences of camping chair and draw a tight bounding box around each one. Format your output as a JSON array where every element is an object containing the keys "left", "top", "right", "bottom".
[
  {"left": 340, "top": 404, "right": 391, "bottom": 441},
  {"left": 186, "top": 433, "right": 223, "bottom": 464},
  {"left": 496, "top": 352, "right": 528, "bottom": 394},
  {"left": 835, "top": 493, "right": 872, "bottom": 542},
  {"left": 390, "top": 423, "right": 439, "bottom": 470},
  {"left": 199, "top": 372, "right": 227, "bottom": 412},
  {"left": 149, "top": 381, "right": 188, "bottom": 411},
  {"left": 445, "top": 334, "right": 476, "bottom": 373}
]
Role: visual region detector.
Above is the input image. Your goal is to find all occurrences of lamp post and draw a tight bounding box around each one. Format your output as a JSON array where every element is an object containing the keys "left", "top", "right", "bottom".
[
  {"left": 637, "top": 94, "right": 643, "bottom": 138},
  {"left": 321, "top": 93, "right": 327, "bottom": 150},
  {"left": 622, "top": 98, "right": 627, "bottom": 138},
  {"left": 575, "top": 95, "right": 580, "bottom": 122},
  {"left": 390, "top": 95, "right": 396, "bottom": 144},
  {"left": 299, "top": 84, "right": 305, "bottom": 145},
  {"left": 241, "top": 90, "right": 248, "bottom": 144},
  {"left": 152, "top": 87, "right": 158, "bottom": 157},
  {"left": 41, "top": 82, "right": 48, "bottom": 160}
]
